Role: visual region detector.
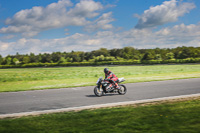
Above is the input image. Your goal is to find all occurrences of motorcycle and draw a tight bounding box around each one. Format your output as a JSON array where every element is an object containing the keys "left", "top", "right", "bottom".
[{"left": 94, "top": 77, "right": 127, "bottom": 97}]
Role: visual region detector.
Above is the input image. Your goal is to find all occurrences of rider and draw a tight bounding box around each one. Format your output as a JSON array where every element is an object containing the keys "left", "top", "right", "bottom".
[{"left": 104, "top": 68, "right": 120, "bottom": 89}]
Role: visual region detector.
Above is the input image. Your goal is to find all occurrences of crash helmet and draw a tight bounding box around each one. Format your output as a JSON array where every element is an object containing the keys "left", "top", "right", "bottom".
[{"left": 104, "top": 68, "right": 109, "bottom": 74}]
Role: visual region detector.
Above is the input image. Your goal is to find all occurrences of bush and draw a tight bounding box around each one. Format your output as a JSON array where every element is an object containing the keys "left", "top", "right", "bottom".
[
  {"left": 0, "top": 58, "right": 200, "bottom": 69},
  {"left": 142, "top": 60, "right": 162, "bottom": 64}
]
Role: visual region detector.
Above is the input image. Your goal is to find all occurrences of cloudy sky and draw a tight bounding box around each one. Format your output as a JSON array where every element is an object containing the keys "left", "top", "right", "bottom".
[{"left": 0, "top": 0, "right": 200, "bottom": 56}]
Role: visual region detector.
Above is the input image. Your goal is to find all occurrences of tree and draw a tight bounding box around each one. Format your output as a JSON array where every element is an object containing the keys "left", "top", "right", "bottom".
[
  {"left": 84, "top": 52, "right": 94, "bottom": 61},
  {"left": 79, "top": 52, "right": 85, "bottom": 62},
  {"left": 58, "top": 57, "right": 66, "bottom": 63},
  {"left": 14, "top": 52, "right": 24, "bottom": 62},
  {"left": 110, "top": 48, "right": 123, "bottom": 57},
  {"left": 29, "top": 53, "right": 36, "bottom": 63},
  {"left": 110, "top": 49, "right": 118, "bottom": 57},
  {"left": 178, "top": 47, "right": 191, "bottom": 59},
  {"left": 99, "top": 55, "right": 105, "bottom": 61},
  {"left": 93, "top": 48, "right": 110, "bottom": 57},
  {"left": 41, "top": 53, "right": 52, "bottom": 63},
  {"left": 122, "top": 47, "right": 140, "bottom": 60},
  {"left": 12, "top": 58, "right": 20, "bottom": 65},
  {"left": 173, "top": 46, "right": 188, "bottom": 59},
  {"left": 0, "top": 55, "right": 2, "bottom": 65},
  {"left": 5, "top": 57, "right": 12, "bottom": 65},
  {"left": 66, "top": 57, "right": 72, "bottom": 62},
  {"left": 122, "top": 47, "right": 132, "bottom": 59},
  {"left": 155, "top": 54, "right": 162, "bottom": 60},
  {"left": 1, "top": 46, "right": 200, "bottom": 65},
  {"left": 69, "top": 51, "right": 83, "bottom": 62},
  {"left": 189, "top": 48, "right": 200, "bottom": 58},
  {"left": 23, "top": 56, "right": 30, "bottom": 64},
  {"left": 166, "top": 52, "right": 174, "bottom": 60},
  {"left": 38, "top": 54, "right": 42, "bottom": 63},
  {"left": 52, "top": 52, "right": 62, "bottom": 63},
  {"left": 142, "top": 51, "right": 155, "bottom": 60}
]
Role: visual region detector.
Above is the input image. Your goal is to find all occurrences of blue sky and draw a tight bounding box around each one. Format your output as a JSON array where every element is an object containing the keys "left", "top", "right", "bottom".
[{"left": 0, "top": 0, "right": 200, "bottom": 56}]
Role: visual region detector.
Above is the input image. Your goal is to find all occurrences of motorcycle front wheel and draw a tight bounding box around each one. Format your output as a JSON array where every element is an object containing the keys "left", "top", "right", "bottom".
[
  {"left": 118, "top": 84, "right": 127, "bottom": 95},
  {"left": 94, "top": 86, "right": 103, "bottom": 97}
]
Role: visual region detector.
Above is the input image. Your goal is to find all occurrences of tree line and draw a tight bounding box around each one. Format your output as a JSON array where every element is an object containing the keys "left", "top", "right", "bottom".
[{"left": 0, "top": 46, "right": 200, "bottom": 65}]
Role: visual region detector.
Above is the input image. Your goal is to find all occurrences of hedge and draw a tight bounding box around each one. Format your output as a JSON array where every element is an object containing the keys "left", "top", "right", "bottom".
[{"left": 0, "top": 58, "right": 200, "bottom": 68}]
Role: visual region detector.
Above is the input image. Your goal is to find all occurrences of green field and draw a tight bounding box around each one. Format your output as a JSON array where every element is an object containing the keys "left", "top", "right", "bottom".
[
  {"left": 0, "top": 98, "right": 200, "bottom": 132},
  {"left": 1, "top": 64, "right": 200, "bottom": 92}
]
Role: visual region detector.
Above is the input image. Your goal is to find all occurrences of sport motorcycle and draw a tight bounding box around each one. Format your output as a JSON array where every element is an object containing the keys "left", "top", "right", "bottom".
[{"left": 94, "top": 77, "right": 127, "bottom": 97}]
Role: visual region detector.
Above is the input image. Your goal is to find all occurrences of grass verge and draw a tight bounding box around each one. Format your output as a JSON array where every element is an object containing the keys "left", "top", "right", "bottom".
[
  {"left": 0, "top": 97, "right": 200, "bottom": 132},
  {"left": 1, "top": 64, "right": 200, "bottom": 92}
]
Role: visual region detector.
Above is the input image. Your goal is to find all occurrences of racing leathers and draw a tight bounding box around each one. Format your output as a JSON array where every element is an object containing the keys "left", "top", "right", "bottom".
[{"left": 105, "top": 71, "right": 120, "bottom": 89}]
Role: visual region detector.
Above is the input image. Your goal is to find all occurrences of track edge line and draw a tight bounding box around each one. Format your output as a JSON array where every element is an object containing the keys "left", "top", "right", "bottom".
[{"left": 1, "top": 93, "right": 200, "bottom": 119}]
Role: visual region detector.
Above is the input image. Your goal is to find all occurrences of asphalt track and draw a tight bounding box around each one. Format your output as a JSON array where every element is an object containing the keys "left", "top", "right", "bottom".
[{"left": 0, "top": 78, "right": 200, "bottom": 118}]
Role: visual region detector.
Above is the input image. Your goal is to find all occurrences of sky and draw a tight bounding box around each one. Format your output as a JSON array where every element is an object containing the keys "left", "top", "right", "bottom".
[{"left": 0, "top": 0, "right": 200, "bottom": 56}]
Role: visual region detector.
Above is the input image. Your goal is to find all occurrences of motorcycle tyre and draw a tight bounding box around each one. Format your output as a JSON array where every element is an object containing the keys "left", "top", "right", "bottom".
[
  {"left": 118, "top": 84, "right": 127, "bottom": 95},
  {"left": 94, "top": 86, "right": 103, "bottom": 97}
]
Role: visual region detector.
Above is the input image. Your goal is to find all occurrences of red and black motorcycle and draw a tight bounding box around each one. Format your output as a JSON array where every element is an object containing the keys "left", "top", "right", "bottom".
[{"left": 94, "top": 77, "right": 127, "bottom": 97}]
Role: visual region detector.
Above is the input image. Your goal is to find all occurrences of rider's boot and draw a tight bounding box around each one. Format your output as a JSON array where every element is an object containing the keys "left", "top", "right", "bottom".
[{"left": 115, "top": 83, "right": 120, "bottom": 90}]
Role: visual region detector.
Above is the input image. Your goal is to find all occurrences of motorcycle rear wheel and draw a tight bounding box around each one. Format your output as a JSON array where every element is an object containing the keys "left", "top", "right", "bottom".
[
  {"left": 94, "top": 86, "right": 103, "bottom": 97},
  {"left": 118, "top": 84, "right": 127, "bottom": 95}
]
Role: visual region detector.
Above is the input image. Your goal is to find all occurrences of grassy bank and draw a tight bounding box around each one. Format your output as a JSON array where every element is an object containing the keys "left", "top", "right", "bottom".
[
  {"left": 0, "top": 98, "right": 200, "bottom": 132},
  {"left": 1, "top": 64, "right": 200, "bottom": 92}
]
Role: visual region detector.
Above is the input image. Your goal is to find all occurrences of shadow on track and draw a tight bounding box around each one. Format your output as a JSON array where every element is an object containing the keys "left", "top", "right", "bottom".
[{"left": 85, "top": 94, "right": 118, "bottom": 97}]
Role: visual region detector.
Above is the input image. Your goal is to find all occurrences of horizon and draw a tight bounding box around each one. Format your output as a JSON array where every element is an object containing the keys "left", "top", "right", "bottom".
[{"left": 2, "top": 45, "right": 199, "bottom": 57}]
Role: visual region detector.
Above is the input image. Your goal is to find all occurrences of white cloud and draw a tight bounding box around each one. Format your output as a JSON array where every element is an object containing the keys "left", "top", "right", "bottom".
[
  {"left": 0, "top": 25, "right": 32, "bottom": 33},
  {"left": 0, "top": 42, "right": 10, "bottom": 51},
  {"left": 85, "top": 12, "right": 115, "bottom": 32},
  {"left": 67, "top": 0, "right": 103, "bottom": 18},
  {"left": 135, "top": 0, "right": 196, "bottom": 29},
  {"left": 0, "top": 0, "right": 112, "bottom": 37},
  {"left": 1, "top": 23, "right": 200, "bottom": 56},
  {"left": 155, "top": 23, "right": 200, "bottom": 45},
  {"left": 0, "top": 35, "right": 15, "bottom": 40},
  {"left": 156, "top": 23, "right": 200, "bottom": 37},
  {"left": 0, "top": 41, "right": 15, "bottom": 56}
]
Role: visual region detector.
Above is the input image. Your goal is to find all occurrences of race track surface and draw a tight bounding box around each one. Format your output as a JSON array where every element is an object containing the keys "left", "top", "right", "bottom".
[{"left": 0, "top": 78, "right": 200, "bottom": 115}]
